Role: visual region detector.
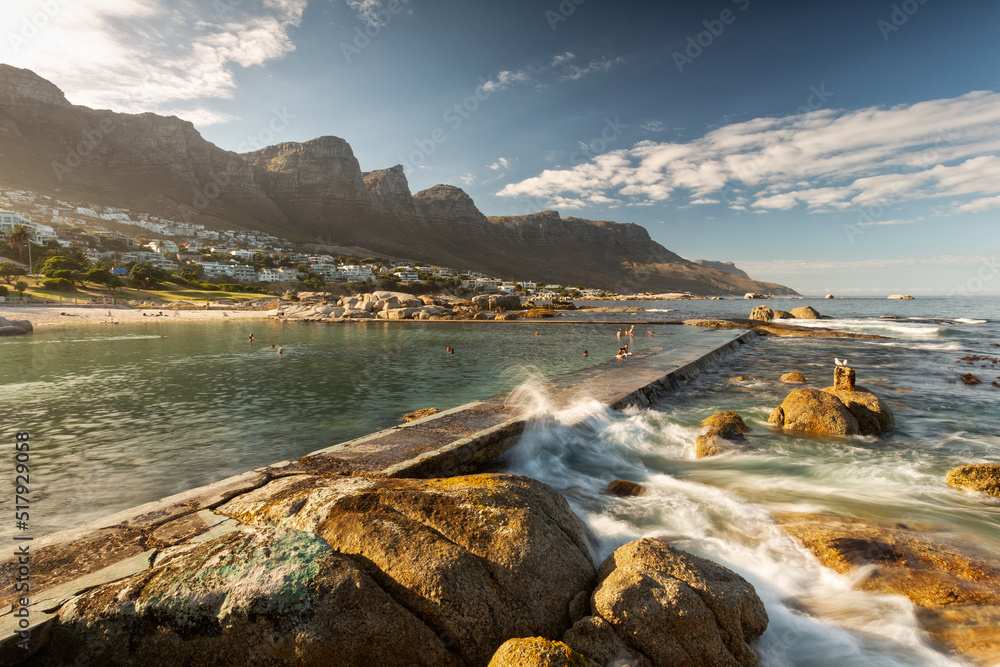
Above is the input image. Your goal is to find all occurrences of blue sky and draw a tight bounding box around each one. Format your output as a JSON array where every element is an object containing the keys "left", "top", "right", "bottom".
[{"left": 4, "top": 0, "right": 1000, "bottom": 295}]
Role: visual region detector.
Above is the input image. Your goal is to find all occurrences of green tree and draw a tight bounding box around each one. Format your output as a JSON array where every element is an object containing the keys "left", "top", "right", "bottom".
[
  {"left": 86, "top": 267, "right": 114, "bottom": 289},
  {"left": 13, "top": 280, "right": 27, "bottom": 298},
  {"left": 0, "top": 262, "right": 27, "bottom": 285},
  {"left": 5, "top": 225, "right": 31, "bottom": 263},
  {"left": 38, "top": 256, "right": 87, "bottom": 286},
  {"left": 129, "top": 262, "right": 167, "bottom": 289}
]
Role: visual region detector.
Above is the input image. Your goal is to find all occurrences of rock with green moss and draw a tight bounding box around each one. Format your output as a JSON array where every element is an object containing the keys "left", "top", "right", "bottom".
[
  {"left": 219, "top": 473, "right": 597, "bottom": 667},
  {"left": 31, "top": 526, "right": 460, "bottom": 666}
]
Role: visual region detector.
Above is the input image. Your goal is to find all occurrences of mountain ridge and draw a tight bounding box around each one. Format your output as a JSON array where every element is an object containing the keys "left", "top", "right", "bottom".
[{"left": 0, "top": 64, "right": 796, "bottom": 295}]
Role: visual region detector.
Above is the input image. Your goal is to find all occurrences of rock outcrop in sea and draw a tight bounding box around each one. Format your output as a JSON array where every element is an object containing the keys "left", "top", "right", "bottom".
[
  {"left": 768, "top": 366, "right": 895, "bottom": 435},
  {"left": 775, "top": 512, "right": 1000, "bottom": 665}
]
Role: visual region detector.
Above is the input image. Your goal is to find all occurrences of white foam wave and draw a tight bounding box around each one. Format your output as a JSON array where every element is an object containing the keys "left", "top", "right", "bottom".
[{"left": 501, "top": 383, "right": 964, "bottom": 666}]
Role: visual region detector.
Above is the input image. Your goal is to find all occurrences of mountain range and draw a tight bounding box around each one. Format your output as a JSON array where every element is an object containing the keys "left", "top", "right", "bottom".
[{"left": 0, "top": 64, "right": 795, "bottom": 295}]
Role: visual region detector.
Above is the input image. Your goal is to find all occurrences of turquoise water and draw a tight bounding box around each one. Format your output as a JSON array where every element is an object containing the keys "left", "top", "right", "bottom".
[{"left": 0, "top": 319, "right": 694, "bottom": 538}]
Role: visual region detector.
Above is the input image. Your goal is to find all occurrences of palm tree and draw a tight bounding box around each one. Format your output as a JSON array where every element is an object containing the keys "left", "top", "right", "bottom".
[{"left": 5, "top": 225, "right": 31, "bottom": 266}]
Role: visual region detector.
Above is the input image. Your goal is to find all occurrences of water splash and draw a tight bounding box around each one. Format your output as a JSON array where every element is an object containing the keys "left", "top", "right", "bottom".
[{"left": 500, "top": 379, "right": 964, "bottom": 666}]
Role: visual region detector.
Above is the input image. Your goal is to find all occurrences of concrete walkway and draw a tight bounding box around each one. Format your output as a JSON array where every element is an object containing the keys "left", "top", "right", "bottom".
[{"left": 0, "top": 327, "right": 757, "bottom": 662}]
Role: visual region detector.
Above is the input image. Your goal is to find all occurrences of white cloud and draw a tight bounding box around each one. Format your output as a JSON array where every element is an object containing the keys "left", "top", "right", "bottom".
[
  {"left": 489, "top": 157, "right": 510, "bottom": 171},
  {"left": 458, "top": 173, "right": 476, "bottom": 185},
  {"left": 641, "top": 120, "right": 665, "bottom": 132},
  {"left": 345, "top": 0, "right": 411, "bottom": 28},
  {"left": 497, "top": 91, "right": 1000, "bottom": 216},
  {"left": 956, "top": 195, "right": 1000, "bottom": 213},
  {"left": 479, "top": 70, "right": 532, "bottom": 95},
  {"left": 478, "top": 50, "right": 626, "bottom": 97},
  {"left": 551, "top": 52, "right": 575, "bottom": 66},
  {"left": 3, "top": 0, "right": 305, "bottom": 123},
  {"left": 561, "top": 55, "right": 626, "bottom": 81}
]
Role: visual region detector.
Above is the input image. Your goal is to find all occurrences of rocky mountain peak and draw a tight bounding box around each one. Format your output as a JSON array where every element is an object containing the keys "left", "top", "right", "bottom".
[
  {"left": 363, "top": 165, "right": 411, "bottom": 199},
  {"left": 0, "top": 65, "right": 70, "bottom": 108}
]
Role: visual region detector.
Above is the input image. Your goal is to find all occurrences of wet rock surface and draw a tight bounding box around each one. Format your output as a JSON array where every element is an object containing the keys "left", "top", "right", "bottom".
[
  {"left": 947, "top": 463, "right": 1000, "bottom": 499},
  {"left": 578, "top": 538, "right": 768, "bottom": 667},
  {"left": 774, "top": 512, "right": 1000, "bottom": 665}
]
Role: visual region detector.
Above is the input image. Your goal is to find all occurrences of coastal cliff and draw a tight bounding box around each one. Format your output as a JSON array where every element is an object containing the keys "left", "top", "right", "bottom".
[{"left": 0, "top": 64, "right": 797, "bottom": 295}]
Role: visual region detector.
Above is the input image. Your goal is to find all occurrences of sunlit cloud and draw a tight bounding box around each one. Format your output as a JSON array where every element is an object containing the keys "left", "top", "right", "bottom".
[
  {"left": 2, "top": 0, "right": 306, "bottom": 123},
  {"left": 497, "top": 91, "right": 1000, "bottom": 217}
]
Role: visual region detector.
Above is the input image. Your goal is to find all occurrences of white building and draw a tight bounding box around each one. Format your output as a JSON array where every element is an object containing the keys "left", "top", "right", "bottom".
[
  {"left": 394, "top": 271, "right": 420, "bottom": 283},
  {"left": 147, "top": 240, "right": 179, "bottom": 254},
  {"left": 257, "top": 268, "right": 283, "bottom": 282},
  {"left": 0, "top": 212, "right": 56, "bottom": 243},
  {"left": 228, "top": 265, "right": 257, "bottom": 282},
  {"left": 341, "top": 265, "right": 375, "bottom": 283},
  {"left": 230, "top": 249, "right": 254, "bottom": 260}
]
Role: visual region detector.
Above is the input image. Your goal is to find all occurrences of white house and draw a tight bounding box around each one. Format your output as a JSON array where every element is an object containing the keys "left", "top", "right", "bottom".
[
  {"left": 0, "top": 212, "right": 56, "bottom": 243},
  {"left": 341, "top": 265, "right": 375, "bottom": 282}
]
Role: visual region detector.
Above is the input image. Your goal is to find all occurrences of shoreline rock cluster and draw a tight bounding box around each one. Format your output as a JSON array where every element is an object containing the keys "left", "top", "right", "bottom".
[
  {"left": 275, "top": 291, "right": 575, "bottom": 322},
  {"left": 0, "top": 315, "right": 31, "bottom": 336},
  {"left": 6, "top": 473, "right": 769, "bottom": 666}
]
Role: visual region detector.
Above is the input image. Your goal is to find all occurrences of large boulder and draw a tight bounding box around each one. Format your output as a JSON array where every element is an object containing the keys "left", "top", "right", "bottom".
[
  {"left": 489, "top": 295, "right": 522, "bottom": 311},
  {"left": 0, "top": 316, "right": 31, "bottom": 335},
  {"left": 768, "top": 388, "right": 860, "bottom": 435},
  {"left": 472, "top": 295, "right": 491, "bottom": 310},
  {"left": 488, "top": 637, "right": 597, "bottom": 667},
  {"left": 789, "top": 306, "right": 821, "bottom": 319},
  {"left": 822, "top": 385, "right": 895, "bottom": 435},
  {"left": 699, "top": 412, "right": 751, "bottom": 436},
  {"left": 774, "top": 512, "right": 1000, "bottom": 665},
  {"left": 780, "top": 371, "right": 806, "bottom": 383},
  {"left": 772, "top": 309, "right": 793, "bottom": 319},
  {"left": 749, "top": 306, "right": 774, "bottom": 322},
  {"left": 29, "top": 526, "right": 461, "bottom": 667},
  {"left": 219, "top": 474, "right": 597, "bottom": 667},
  {"left": 571, "top": 538, "right": 768, "bottom": 667},
  {"left": 696, "top": 412, "right": 752, "bottom": 458},
  {"left": 947, "top": 463, "right": 1000, "bottom": 499}
]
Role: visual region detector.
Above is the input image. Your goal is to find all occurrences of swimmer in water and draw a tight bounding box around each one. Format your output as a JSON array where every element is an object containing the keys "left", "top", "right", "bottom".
[{"left": 583, "top": 350, "right": 588, "bottom": 357}]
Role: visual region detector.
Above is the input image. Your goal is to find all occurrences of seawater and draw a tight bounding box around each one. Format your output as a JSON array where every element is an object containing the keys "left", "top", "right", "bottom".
[
  {"left": 0, "top": 319, "right": 689, "bottom": 538},
  {"left": 2, "top": 296, "right": 998, "bottom": 665},
  {"left": 502, "top": 295, "right": 1000, "bottom": 666}
]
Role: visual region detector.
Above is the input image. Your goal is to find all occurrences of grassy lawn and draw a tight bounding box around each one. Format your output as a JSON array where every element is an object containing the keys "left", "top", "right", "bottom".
[{"left": 8, "top": 277, "right": 276, "bottom": 305}]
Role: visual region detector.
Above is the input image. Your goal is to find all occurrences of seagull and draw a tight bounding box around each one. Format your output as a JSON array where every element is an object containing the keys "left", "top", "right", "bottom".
[{"left": 835, "top": 358, "right": 848, "bottom": 366}]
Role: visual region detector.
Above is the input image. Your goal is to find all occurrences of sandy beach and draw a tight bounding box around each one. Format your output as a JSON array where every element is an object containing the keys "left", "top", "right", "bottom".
[{"left": 0, "top": 305, "right": 278, "bottom": 327}]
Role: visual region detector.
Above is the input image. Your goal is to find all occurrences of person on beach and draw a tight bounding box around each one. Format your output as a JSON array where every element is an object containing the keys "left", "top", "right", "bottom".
[
  {"left": 617, "top": 328, "right": 622, "bottom": 339},
  {"left": 249, "top": 333, "right": 254, "bottom": 343},
  {"left": 583, "top": 350, "right": 588, "bottom": 357},
  {"left": 446, "top": 346, "right": 454, "bottom": 354},
  {"left": 616, "top": 347, "right": 627, "bottom": 359}
]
